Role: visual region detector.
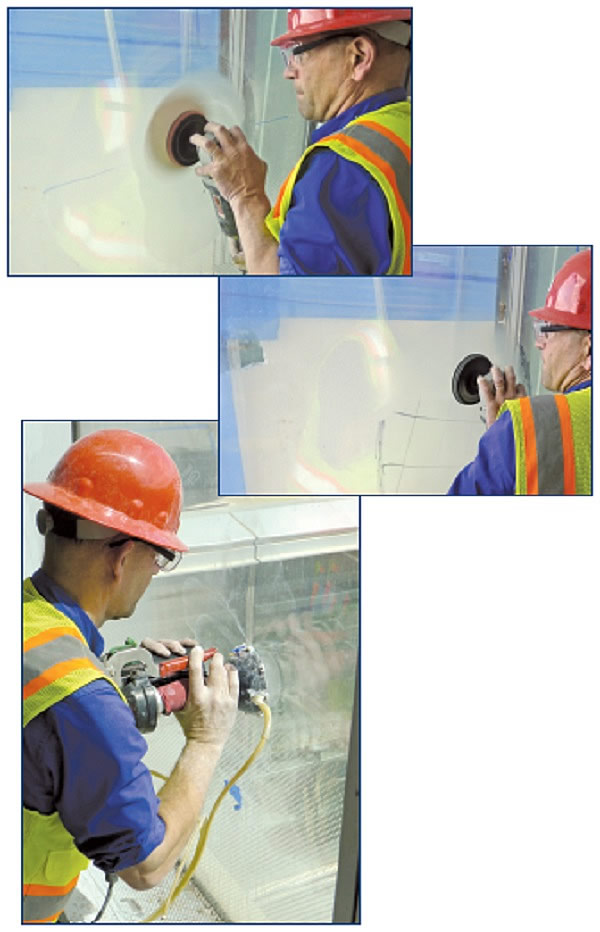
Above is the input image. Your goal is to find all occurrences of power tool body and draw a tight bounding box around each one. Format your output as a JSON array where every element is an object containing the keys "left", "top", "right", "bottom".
[{"left": 103, "top": 643, "right": 268, "bottom": 733}]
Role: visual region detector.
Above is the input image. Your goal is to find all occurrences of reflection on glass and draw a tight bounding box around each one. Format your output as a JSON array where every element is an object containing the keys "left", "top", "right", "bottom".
[
  {"left": 9, "top": 8, "right": 304, "bottom": 274},
  {"left": 107, "top": 506, "right": 359, "bottom": 922}
]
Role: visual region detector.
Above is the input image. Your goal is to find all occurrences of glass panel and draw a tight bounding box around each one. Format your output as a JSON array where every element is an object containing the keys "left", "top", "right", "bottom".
[
  {"left": 220, "top": 246, "right": 505, "bottom": 495},
  {"left": 108, "top": 539, "right": 358, "bottom": 922},
  {"left": 9, "top": 8, "right": 303, "bottom": 274},
  {"left": 219, "top": 245, "right": 591, "bottom": 495}
]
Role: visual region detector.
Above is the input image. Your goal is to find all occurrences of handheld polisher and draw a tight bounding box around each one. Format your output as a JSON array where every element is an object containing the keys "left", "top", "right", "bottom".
[
  {"left": 165, "top": 109, "right": 239, "bottom": 243},
  {"left": 145, "top": 79, "right": 243, "bottom": 266},
  {"left": 103, "top": 643, "right": 268, "bottom": 733}
]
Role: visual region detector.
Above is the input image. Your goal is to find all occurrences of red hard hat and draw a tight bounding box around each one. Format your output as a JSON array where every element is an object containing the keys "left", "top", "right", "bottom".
[
  {"left": 23, "top": 429, "right": 188, "bottom": 552},
  {"left": 271, "top": 8, "right": 411, "bottom": 47},
  {"left": 528, "top": 249, "right": 592, "bottom": 330}
]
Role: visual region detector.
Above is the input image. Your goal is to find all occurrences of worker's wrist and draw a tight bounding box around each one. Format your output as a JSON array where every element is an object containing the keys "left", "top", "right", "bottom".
[
  {"left": 229, "top": 190, "right": 271, "bottom": 218},
  {"left": 183, "top": 735, "right": 226, "bottom": 755}
]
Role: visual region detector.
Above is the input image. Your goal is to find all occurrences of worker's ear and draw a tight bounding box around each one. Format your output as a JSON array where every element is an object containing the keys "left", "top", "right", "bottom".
[
  {"left": 106, "top": 540, "right": 137, "bottom": 581},
  {"left": 581, "top": 332, "right": 592, "bottom": 372},
  {"left": 349, "top": 35, "right": 377, "bottom": 81}
]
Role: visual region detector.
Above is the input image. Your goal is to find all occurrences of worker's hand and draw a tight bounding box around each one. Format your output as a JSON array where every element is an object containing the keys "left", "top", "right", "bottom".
[
  {"left": 479, "top": 364, "right": 526, "bottom": 428},
  {"left": 140, "top": 636, "right": 197, "bottom": 657},
  {"left": 191, "top": 123, "right": 268, "bottom": 205},
  {"left": 175, "top": 646, "right": 238, "bottom": 748}
]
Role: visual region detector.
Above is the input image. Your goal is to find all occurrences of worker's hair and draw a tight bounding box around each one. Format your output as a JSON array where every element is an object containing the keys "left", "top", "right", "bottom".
[{"left": 332, "top": 28, "right": 409, "bottom": 59}]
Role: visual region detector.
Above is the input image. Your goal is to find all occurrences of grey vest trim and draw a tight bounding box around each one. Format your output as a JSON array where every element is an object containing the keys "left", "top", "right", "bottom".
[
  {"left": 23, "top": 891, "right": 70, "bottom": 922},
  {"left": 530, "top": 395, "right": 565, "bottom": 494},
  {"left": 339, "top": 121, "right": 411, "bottom": 214},
  {"left": 24, "top": 631, "right": 104, "bottom": 695}
]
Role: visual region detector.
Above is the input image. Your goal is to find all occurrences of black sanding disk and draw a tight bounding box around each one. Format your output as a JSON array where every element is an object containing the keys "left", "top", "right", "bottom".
[{"left": 166, "top": 110, "right": 207, "bottom": 166}]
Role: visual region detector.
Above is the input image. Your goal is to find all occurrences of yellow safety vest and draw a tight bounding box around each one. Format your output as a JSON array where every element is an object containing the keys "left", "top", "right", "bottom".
[
  {"left": 498, "top": 387, "right": 591, "bottom": 495},
  {"left": 265, "top": 101, "right": 411, "bottom": 275},
  {"left": 22, "top": 578, "right": 126, "bottom": 923}
]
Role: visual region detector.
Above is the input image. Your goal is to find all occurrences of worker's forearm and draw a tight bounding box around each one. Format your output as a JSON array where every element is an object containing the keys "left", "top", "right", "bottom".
[
  {"left": 230, "top": 192, "right": 280, "bottom": 274},
  {"left": 117, "top": 739, "right": 223, "bottom": 890}
]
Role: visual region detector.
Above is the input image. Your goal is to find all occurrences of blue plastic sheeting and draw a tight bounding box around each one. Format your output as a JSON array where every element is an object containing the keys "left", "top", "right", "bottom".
[
  {"left": 8, "top": 8, "right": 220, "bottom": 95},
  {"left": 219, "top": 246, "right": 501, "bottom": 340},
  {"left": 219, "top": 341, "right": 246, "bottom": 494}
]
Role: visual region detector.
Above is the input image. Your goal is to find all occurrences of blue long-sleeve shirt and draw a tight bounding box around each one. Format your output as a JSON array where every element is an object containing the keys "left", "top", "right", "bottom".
[
  {"left": 23, "top": 569, "right": 165, "bottom": 872},
  {"left": 447, "top": 380, "right": 592, "bottom": 495},
  {"left": 278, "top": 88, "right": 408, "bottom": 275}
]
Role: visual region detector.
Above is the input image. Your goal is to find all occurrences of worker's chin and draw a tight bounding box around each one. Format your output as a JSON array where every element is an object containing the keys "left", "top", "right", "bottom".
[
  {"left": 295, "top": 96, "right": 314, "bottom": 121},
  {"left": 111, "top": 605, "right": 137, "bottom": 621}
]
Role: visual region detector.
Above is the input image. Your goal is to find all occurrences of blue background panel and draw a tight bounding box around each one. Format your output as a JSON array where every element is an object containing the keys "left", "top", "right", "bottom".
[
  {"left": 220, "top": 246, "right": 501, "bottom": 340},
  {"left": 8, "top": 8, "right": 221, "bottom": 93}
]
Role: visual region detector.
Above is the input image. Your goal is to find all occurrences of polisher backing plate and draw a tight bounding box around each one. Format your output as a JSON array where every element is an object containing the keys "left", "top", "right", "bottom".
[{"left": 144, "top": 75, "right": 243, "bottom": 173}]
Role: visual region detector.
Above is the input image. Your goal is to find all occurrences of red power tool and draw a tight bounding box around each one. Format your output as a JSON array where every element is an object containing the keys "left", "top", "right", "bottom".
[{"left": 103, "top": 643, "right": 268, "bottom": 733}]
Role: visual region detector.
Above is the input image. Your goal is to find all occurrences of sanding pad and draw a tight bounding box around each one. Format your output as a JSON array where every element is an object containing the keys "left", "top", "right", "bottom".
[{"left": 144, "top": 75, "right": 243, "bottom": 172}]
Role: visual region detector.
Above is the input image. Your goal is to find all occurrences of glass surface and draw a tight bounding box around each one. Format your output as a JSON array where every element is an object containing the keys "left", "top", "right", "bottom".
[
  {"left": 98, "top": 507, "right": 359, "bottom": 923},
  {"left": 220, "top": 246, "right": 507, "bottom": 494},
  {"left": 219, "top": 245, "right": 591, "bottom": 495},
  {"left": 9, "top": 8, "right": 304, "bottom": 274}
]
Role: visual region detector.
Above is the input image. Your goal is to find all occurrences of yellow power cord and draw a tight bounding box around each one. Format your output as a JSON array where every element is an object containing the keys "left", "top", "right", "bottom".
[{"left": 142, "top": 697, "right": 271, "bottom": 923}]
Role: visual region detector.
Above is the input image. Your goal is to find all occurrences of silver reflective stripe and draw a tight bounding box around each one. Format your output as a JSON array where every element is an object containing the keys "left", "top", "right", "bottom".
[
  {"left": 340, "top": 122, "right": 411, "bottom": 213},
  {"left": 23, "top": 892, "right": 68, "bottom": 922},
  {"left": 530, "top": 395, "right": 564, "bottom": 494},
  {"left": 23, "top": 632, "right": 103, "bottom": 693}
]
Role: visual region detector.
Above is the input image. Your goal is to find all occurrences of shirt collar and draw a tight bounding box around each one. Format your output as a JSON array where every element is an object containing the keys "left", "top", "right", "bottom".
[
  {"left": 566, "top": 379, "right": 591, "bottom": 393},
  {"left": 311, "top": 88, "right": 408, "bottom": 144},
  {"left": 30, "top": 568, "right": 105, "bottom": 658}
]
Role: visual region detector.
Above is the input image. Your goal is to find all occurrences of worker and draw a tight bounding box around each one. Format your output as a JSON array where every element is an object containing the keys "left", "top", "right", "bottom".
[
  {"left": 192, "top": 8, "right": 411, "bottom": 276},
  {"left": 22, "top": 429, "right": 239, "bottom": 922},
  {"left": 448, "top": 250, "right": 592, "bottom": 495}
]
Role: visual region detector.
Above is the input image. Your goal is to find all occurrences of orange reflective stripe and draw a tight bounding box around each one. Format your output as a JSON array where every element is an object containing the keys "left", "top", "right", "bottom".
[
  {"left": 23, "top": 657, "right": 100, "bottom": 702},
  {"left": 24, "top": 626, "right": 85, "bottom": 653},
  {"left": 24, "top": 911, "right": 63, "bottom": 923},
  {"left": 23, "top": 876, "right": 79, "bottom": 897},
  {"left": 555, "top": 394, "right": 576, "bottom": 494},
  {"left": 330, "top": 131, "right": 411, "bottom": 274},
  {"left": 272, "top": 170, "right": 293, "bottom": 219},
  {"left": 359, "top": 119, "right": 411, "bottom": 163},
  {"left": 519, "top": 397, "right": 539, "bottom": 494}
]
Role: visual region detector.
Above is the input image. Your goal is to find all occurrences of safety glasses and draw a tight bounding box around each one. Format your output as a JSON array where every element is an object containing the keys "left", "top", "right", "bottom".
[
  {"left": 108, "top": 537, "right": 182, "bottom": 572},
  {"left": 279, "top": 32, "right": 365, "bottom": 69},
  {"left": 532, "top": 321, "right": 584, "bottom": 345}
]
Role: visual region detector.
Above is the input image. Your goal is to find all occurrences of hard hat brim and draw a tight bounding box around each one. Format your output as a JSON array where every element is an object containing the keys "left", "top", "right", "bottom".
[{"left": 23, "top": 481, "right": 189, "bottom": 552}]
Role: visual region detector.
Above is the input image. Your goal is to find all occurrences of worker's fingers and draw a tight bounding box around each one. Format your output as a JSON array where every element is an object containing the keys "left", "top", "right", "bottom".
[
  {"left": 141, "top": 636, "right": 197, "bottom": 656},
  {"left": 189, "top": 132, "right": 220, "bottom": 155},
  {"left": 195, "top": 162, "right": 214, "bottom": 178},
  {"left": 203, "top": 121, "right": 244, "bottom": 146},
  {"left": 477, "top": 374, "right": 494, "bottom": 404},
  {"left": 205, "top": 651, "right": 230, "bottom": 692},
  {"left": 504, "top": 365, "right": 527, "bottom": 398},
  {"left": 224, "top": 662, "right": 240, "bottom": 701},
  {"left": 490, "top": 365, "right": 506, "bottom": 399},
  {"left": 186, "top": 645, "right": 207, "bottom": 692}
]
